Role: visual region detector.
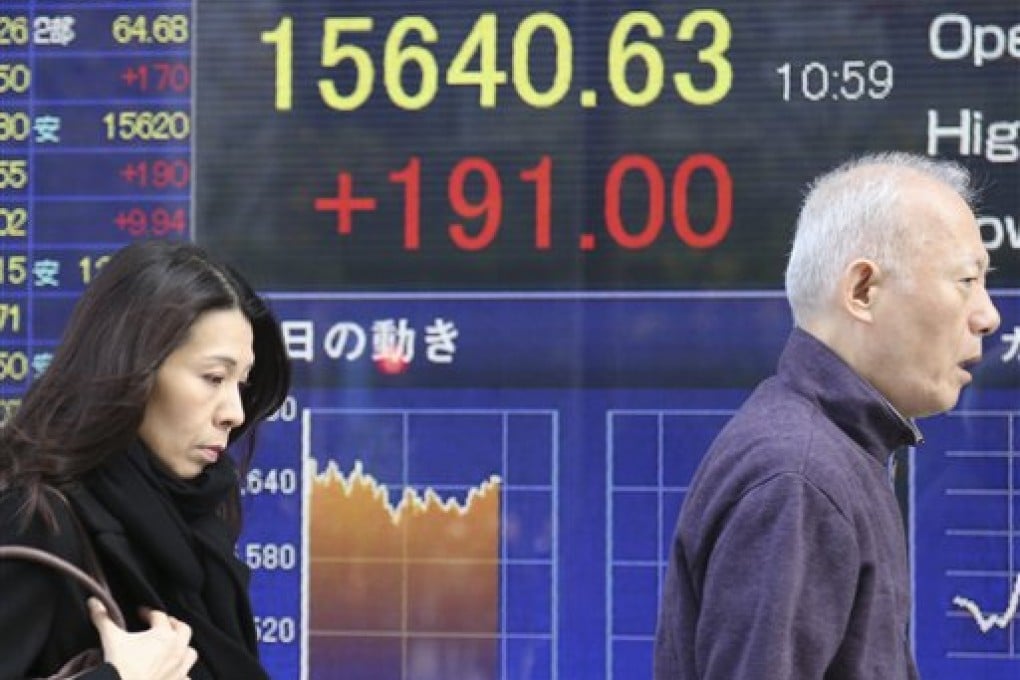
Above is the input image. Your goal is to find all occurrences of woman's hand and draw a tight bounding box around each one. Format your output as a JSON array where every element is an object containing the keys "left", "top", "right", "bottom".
[{"left": 88, "top": 598, "right": 198, "bottom": 680}]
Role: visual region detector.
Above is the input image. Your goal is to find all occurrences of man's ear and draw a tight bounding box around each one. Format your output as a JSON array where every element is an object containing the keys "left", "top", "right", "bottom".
[{"left": 843, "top": 258, "right": 882, "bottom": 323}]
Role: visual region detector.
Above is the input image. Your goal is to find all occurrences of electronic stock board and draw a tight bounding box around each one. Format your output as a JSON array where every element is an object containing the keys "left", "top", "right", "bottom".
[{"left": 1, "top": 1, "right": 1018, "bottom": 678}]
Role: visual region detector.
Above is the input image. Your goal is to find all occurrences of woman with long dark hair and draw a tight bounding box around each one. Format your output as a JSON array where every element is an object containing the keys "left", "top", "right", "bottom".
[{"left": 0, "top": 240, "right": 291, "bottom": 679}]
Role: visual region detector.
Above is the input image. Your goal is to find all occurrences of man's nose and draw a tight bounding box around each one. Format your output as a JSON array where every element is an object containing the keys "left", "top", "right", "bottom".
[{"left": 972, "top": 286, "right": 1001, "bottom": 337}]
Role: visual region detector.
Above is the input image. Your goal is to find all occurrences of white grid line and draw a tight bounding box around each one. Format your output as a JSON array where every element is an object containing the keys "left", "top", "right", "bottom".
[{"left": 605, "top": 408, "right": 734, "bottom": 677}]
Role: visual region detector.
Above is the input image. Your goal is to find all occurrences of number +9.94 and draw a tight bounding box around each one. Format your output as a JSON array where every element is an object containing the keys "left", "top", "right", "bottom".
[
  {"left": 260, "top": 10, "right": 733, "bottom": 111},
  {"left": 314, "top": 154, "right": 733, "bottom": 252}
]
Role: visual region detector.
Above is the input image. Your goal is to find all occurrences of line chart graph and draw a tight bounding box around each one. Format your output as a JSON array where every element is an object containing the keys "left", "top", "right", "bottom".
[
  {"left": 913, "top": 409, "right": 1020, "bottom": 676},
  {"left": 300, "top": 406, "right": 559, "bottom": 680},
  {"left": 305, "top": 457, "right": 502, "bottom": 678},
  {"left": 953, "top": 574, "right": 1020, "bottom": 634}
]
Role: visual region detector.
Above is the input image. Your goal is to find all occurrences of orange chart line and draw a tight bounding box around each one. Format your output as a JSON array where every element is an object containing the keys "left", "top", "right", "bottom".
[{"left": 307, "top": 459, "right": 502, "bottom": 678}]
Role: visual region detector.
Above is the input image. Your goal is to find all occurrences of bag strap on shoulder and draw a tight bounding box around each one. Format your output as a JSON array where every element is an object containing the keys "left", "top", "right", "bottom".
[
  {"left": 0, "top": 544, "right": 126, "bottom": 628},
  {"left": 1, "top": 487, "right": 126, "bottom": 629}
]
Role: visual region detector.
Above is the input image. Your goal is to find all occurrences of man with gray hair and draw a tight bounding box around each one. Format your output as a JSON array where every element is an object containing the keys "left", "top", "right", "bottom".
[{"left": 654, "top": 152, "right": 1000, "bottom": 679}]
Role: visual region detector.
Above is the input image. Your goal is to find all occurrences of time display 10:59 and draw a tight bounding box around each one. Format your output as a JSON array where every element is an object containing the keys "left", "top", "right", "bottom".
[{"left": 775, "top": 60, "right": 893, "bottom": 102}]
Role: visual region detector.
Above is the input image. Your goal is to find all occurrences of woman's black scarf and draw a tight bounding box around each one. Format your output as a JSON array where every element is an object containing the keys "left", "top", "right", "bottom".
[{"left": 85, "top": 441, "right": 268, "bottom": 679}]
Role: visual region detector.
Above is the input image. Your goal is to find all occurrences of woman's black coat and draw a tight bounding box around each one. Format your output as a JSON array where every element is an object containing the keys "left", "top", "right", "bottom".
[{"left": 0, "top": 488, "right": 120, "bottom": 679}]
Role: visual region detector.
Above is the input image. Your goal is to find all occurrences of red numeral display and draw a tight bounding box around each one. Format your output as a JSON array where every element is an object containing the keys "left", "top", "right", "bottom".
[
  {"left": 119, "top": 159, "right": 190, "bottom": 188},
  {"left": 448, "top": 157, "right": 502, "bottom": 252},
  {"left": 315, "top": 154, "right": 733, "bottom": 253},
  {"left": 606, "top": 153, "right": 732, "bottom": 250},
  {"left": 120, "top": 62, "right": 190, "bottom": 93},
  {"left": 113, "top": 207, "right": 187, "bottom": 236}
]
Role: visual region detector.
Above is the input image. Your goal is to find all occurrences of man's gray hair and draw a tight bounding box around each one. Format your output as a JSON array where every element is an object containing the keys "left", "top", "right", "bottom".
[{"left": 785, "top": 152, "right": 974, "bottom": 326}]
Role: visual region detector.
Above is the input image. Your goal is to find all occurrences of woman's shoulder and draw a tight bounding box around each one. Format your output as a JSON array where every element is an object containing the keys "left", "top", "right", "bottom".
[
  {"left": 0, "top": 485, "right": 80, "bottom": 558},
  {"left": 0, "top": 485, "right": 35, "bottom": 538}
]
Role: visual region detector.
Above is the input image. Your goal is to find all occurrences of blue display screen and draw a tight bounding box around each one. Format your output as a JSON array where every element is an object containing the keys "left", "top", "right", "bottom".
[{"left": 2, "top": 1, "right": 1018, "bottom": 678}]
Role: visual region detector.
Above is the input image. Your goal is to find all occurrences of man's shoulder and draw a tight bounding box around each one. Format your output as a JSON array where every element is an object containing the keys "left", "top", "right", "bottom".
[
  {"left": 712, "top": 378, "right": 822, "bottom": 462},
  {"left": 693, "top": 378, "right": 865, "bottom": 505}
]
